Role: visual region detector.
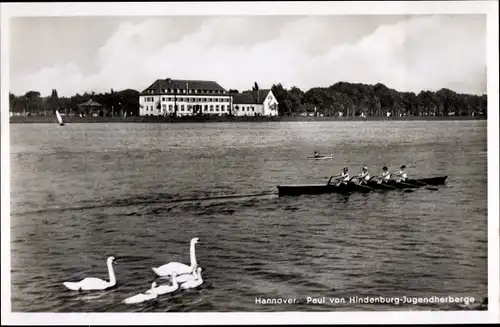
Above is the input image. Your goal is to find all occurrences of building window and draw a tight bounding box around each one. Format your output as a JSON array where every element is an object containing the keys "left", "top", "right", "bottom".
[
  {"left": 181, "top": 105, "right": 185, "bottom": 111},
  {"left": 169, "top": 105, "right": 173, "bottom": 110},
  {"left": 251, "top": 107, "right": 254, "bottom": 111},
  {"left": 215, "top": 98, "right": 219, "bottom": 102},
  {"left": 188, "top": 105, "right": 192, "bottom": 111},
  {"left": 163, "top": 104, "right": 166, "bottom": 110},
  {"left": 221, "top": 105, "right": 225, "bottom": 111},
  {"left": 215, "top": 105, "right": 219, "bottom": 111},
  {"left": 210, "top": 105, "right": 214, "bottom": 111},
  {"left": 162, "top": 97, "right": 165, "bottom": 101}
]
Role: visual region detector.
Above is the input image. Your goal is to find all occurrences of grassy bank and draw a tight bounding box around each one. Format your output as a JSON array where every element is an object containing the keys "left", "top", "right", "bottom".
[{"left": 9, "top": 115, "right": 487, "bottom": 124}]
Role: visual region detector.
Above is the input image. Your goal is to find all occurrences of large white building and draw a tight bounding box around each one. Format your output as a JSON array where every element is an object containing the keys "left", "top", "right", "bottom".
[
  {"left": 231, "top": 89, "right": 279, "bottom": 116},
  {"left": 139, "top": 78, "right": 232, "bottom": 117},
  {"left": 139, "top": 78, "right": 279, "bottom": 117}
]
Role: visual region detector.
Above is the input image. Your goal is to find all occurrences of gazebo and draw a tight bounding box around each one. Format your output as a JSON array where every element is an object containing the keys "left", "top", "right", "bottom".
[{"left": 77, "top": 99, "right": 104, "bottom": 117}]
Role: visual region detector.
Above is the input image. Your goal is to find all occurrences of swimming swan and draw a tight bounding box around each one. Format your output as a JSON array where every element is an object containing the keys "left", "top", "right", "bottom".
[
  {"left": 175, "top": 267, "right": 203, "bottom": 283},
  {"left": 123, "top": 282, "right": 158, "bottom": 304},
  {"left": 180, "top": 267, "right": 203, "bottom": 290},
  {"left": 152, "top": 238, "right": 200, "bottom": 277},
  {"left": 151, "top": 272, "right": 179, "bottom": 295},
  {"left": 63, "top": 256, "right": 117, "bottom": 291}
]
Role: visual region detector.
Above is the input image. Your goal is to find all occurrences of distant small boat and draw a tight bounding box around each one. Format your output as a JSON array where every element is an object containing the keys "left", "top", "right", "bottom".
[
  {"left": 56, "top": 110, "right": 65, "bottom": 126},
  {"left": 307, "top": 154, "right": 333, "bottom": 160}
]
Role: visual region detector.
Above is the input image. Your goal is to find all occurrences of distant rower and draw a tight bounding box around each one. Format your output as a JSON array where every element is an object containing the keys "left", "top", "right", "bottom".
[
  {"left": 377, "top": 166, "right": 391, "bottom": 184},
  {"left": 395, "top": 165, "right": 407, "bottom": 182},
  {"left": 357, "top": 166, "right": 370, "bottom": 184},
  {"left": 314, "top": 151, "right": 320, "bottom": 158}
]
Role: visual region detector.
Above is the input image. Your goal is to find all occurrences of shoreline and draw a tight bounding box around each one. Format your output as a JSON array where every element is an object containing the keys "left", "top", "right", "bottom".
[{"left": 9, "top": 115, "right": 487, "bottom": 124}]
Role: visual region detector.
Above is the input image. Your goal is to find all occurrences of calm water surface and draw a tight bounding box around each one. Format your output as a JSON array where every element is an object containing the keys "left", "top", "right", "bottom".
[{"left": 10, "top": 121, "right": 487, "bottom": 312}]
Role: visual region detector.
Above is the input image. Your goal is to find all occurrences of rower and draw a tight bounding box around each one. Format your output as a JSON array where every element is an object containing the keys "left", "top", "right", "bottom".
[
  {"left": 327, "top": 167, "right": 349, "bottom": 186},
  {"left": 337, "top": 167, "right": 350, "bottom": 186},
  {"left": 357, "top": 166, "right": 370, "bottom": 184},
  {"left": 395, "top": 165, "right": 407, "bottom": 182},
  {"left": 314, "top": 151, "right": 320, "bottom": 158},
  {"left": 377, "top": 166, "right": 391, "bottom": 184}
]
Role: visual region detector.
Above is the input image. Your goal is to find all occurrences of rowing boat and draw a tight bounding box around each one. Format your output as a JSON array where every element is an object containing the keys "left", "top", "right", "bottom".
[
  {"left": 307, "top": 156, "right": 333, "bottom": 160},
  {"left": 277, "top": 176, "right": 447, "bottom": 197}
]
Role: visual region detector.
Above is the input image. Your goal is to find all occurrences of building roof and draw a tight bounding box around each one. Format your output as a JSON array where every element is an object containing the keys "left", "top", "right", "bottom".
[
  {"left": 78, "top": 99, "right": 103, "bottom": 107},
  {"left": 233, "top": 89, "right": 271, "bottom": 105},
  {"left": 141, "top": 78, "right": 227, "bottom": 95}
]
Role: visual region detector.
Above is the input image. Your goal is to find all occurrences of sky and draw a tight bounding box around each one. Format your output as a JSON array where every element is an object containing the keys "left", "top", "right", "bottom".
[{"left": 8, "top": 14, "right": 487, "bottom": 97}]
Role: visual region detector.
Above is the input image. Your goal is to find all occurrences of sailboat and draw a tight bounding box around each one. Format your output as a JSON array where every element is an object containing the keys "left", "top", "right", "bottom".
[{"left": 56, "top": 110, "right": 65, "bottom": 126}]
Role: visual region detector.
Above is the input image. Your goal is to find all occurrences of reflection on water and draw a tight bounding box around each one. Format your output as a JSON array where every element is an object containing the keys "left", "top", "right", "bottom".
[{"left": 10, "top": 121, "right": 487, "bottom": 312}]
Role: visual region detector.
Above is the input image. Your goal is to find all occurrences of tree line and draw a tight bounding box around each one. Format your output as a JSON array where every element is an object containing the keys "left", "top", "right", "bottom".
[
  {"left": 9, "top": 89, "right": 140, "bottom": 117},
  {"left": 9, "top": 81, "right": 487, "bottom": 117},
  {"left": 271, "top": 82, "right": 487, "bottom": 117}
]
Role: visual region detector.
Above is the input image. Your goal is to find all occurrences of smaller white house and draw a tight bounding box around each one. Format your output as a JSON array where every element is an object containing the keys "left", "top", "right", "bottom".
[{"left": 231, "top": 89, "right": 279, "bottom": 116}]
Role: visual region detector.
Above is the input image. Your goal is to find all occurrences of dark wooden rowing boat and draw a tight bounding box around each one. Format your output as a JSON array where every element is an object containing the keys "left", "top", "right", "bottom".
[{"left": 277, "top": 176, "right": 448, "bottom": 197}]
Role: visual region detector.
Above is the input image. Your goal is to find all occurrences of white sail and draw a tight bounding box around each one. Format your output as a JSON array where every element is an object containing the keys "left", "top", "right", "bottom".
[{"left": 56, "top": 110, "right": 64, "bottom": 125}]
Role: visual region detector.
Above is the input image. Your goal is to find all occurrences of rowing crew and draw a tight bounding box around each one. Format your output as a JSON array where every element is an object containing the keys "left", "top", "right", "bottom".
[{"left": 328, "top": 165, "right": 408, "bottom": 186}]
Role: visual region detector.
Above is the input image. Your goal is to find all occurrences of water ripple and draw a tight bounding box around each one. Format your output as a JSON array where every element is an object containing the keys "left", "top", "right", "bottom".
[{"left": 9, "top": 121, "right": 487, "bottom": 312}]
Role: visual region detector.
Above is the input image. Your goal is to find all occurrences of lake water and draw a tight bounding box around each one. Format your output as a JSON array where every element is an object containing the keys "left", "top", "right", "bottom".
[{"left": 9, "top": 120, "right": 488, "bottom": 312}]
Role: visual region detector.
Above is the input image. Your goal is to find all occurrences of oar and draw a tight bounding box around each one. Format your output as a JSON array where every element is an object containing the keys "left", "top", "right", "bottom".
[
  {"left": 391, "top": 178, "right": 439, "bottom": 192},
  {"left": 386, "top": 176, "right": 416, "bottom": 193},
  {"left": 395, "top": 181, "right": 420, "bottom": 188},
  {"left": 326, "top": 173, "right": 353, "bottom": 185},
  {"left": 326, "top": 175, "right": 341, "bottom": 185},
  {"left": 373, "top": 178, "right": 397, "bottom": 190},
  {"left": 410, "top": 179, "right": 439, "bottom": 191},
  {"left": 349, "top": 176, "right": 378, "bottom": 191}
]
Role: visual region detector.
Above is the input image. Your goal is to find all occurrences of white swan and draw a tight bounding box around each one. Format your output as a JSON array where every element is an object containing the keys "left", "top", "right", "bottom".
[
  {"left": 123, "top": 282, "right": 158, "bottom": 304},
  {"left": 180, "top": 267, "right": 203, "bottom": 290},
  {"left": 175, "top": 267, "right": 203, "bottom": 283},
  {"left": 63, "top": 256, "right": 117, "bottom": 291},
  {"left": 152, "top": 237, "right": 200, "bottom": 277},
  {"left": 151, "top": 272, "right": 179, "bottom": 295}
]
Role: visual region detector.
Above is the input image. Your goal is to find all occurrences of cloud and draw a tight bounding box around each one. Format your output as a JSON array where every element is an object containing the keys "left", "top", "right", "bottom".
[{"left": 10, "top": 15, "right": 486, "bottom": 97}]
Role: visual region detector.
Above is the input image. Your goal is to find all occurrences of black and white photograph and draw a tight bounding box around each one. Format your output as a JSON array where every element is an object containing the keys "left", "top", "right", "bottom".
[{"left": 1, "top": 1, "right": 499, "bottom": 325}]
